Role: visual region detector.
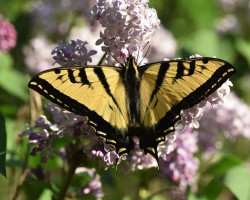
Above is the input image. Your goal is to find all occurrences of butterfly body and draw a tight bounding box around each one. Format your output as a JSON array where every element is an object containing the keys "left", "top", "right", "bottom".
[{"left": 29, "top": 56, "right": 236, "bottom": 164}]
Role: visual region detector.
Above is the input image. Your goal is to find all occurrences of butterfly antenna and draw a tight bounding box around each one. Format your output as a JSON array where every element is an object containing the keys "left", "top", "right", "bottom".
[
  {"left": 138, "top": 42, "right": 150, "bottom": 66},
  {"left": 135, "top": 46, "right": 140, "bottom": 63},
  {"left": 97, "top": 52, "right": 107, "bottom": 66},
  {"left": 143, "top": 41, "right": 150, "bottom": 56},
  {"left": 108, "top": 48, "right": 124, "bottom": 67}
]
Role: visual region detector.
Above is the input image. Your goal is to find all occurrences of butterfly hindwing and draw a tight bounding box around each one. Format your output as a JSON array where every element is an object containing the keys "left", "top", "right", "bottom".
[
  {"left": 138, "top": 57, "right": 236, "bottom": 159},
  {"left": 28, "top": 65, "right": 130, "bottom": 150}
]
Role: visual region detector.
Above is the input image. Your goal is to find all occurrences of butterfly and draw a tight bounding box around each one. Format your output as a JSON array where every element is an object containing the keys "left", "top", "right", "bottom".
[{"left": 28, "top": 55, "right": 236, "bottom": 165}]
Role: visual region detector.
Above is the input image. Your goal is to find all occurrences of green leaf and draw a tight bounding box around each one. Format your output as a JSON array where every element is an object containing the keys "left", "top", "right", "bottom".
[
  {"left": 0, "top": 112, "right": 7, "bottom": 177},
  {"left": 0, "top": 53, "right": 13, "bottom": 70},
  {"left": 205, "top": 155, "right": 242, "bottom": 176},
  {"left": 38, "top": 189, "right": 53, "bottom": 200},
  {"left": 23, "top": 180, "right": 51, "bottom": 200},
  {"left": 71, "top": 171, "right": 93, "bottom": 187},
  {"left": 187, "top": 192, "right": 206, "bottom": 200},
  {"left": 202, "top": 178, "right": 224, "bottom": 200},
  {"left": 180, "top": 29, "right": 235, "bottom": 61},
  {"left": 179, "top": 1, "right": 220, "bottom": 29},
  {"left": 0, "top": 70, "right": 28, "bottom": 101},
  {"left": 0, "top": 53, "right": 28, "bottom": 101},
  {"left": 236, "top": 39, "right": 250, "bottom": 66},
  {"left": 224, "top": 166, "right": 250, "bottom": 200}
]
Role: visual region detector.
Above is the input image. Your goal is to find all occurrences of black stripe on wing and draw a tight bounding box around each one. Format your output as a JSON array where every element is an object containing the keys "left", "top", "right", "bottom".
[
  {"left": 93, "top": 68, "right": 122, "bottom": 113},
  {"left": 28, "top": 77, "right": 115, "bottom": 132},
  {"left": 79, "top": 68, "right": 91, "bottom": 86},
  {"left": 145, "top": 62, "right": 170, "bottom": 115}
]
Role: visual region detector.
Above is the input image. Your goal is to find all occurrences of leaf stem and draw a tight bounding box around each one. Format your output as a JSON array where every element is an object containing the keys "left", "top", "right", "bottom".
[{"left": 57, "top": 157, "right": 79, "bottom": 200}]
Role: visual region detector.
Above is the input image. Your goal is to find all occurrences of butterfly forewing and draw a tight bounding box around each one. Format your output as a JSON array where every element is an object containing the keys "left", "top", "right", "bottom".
[{"left": 29, "top": 65, "right": 129, "bottom": 134}]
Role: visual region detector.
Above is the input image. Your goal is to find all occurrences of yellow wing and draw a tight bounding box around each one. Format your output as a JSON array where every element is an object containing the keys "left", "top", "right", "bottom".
[
  {"left": 28, "top": 66, "right": 129, "bottom": 149},
  {"left": 138, "top": 57, "right": 236, "bottom": 159}
]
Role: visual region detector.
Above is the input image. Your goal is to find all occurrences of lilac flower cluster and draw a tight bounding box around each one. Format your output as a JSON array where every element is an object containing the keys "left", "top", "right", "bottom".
[
  {"left": 0, "top": 15, "right": 17, "bottom": 51},
  {"left": 216, "top": 0, "right": 244, "bottom": 34},
  {"left": 219, "top": 0, "right": 242, "bottom": 12},
  {"left": 126, "top": 139, "right": 158, "bottom": 171},
  {"left": 20, "top": 103, "right": 118, "bottom": 167},
  {"left": 160, "top": 127, "right": 199, "bottom": 191},
  {"left": 23, "top": 36, "right": 56, "bottom": 73},
  {"left": 20, "top": 103, "right": 109, "bottom": 198},
  {"left": 199, "top": 93, "right": 250, "bottom": 156},
  {"left": 215, "top": 14, "right": 239, "bottom": 34},
  {"left": 30, "top": 0, "right": 93, "bottom": 35},
  {"left": 75, "top": 167, "right": 104, "bottom": 198},
  {"left": 181, "top": 78, "right": 233, "bottom": 128},
  {"left": 89, "top": 0, "right": 160, "bottom": 64},
  {"left": 52, "top": 40, "right": 97, "bottom": 67}
]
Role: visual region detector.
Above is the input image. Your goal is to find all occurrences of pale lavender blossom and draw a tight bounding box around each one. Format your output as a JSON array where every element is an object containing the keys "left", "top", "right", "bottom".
[
  {"left": 147, "top": 25, "right": 177, "bottom": 62},
  {"left": 219, "top": 0, "right": 242, "bottom": 11},
  {"left": 0, "top": 15, "right": 17, "bottom": 51},
  {"left": 20, "top": 117, "right": 58, "bottom": 163},
  {"left": 158, "top": 132, "right": 177, "bottom": 160},
  {"left": 89, "top": 0, "right": 160, "bottom": 64},
  {"left": 52, "top": 40, "right": 97, "bottom": 67},
  {"left": 23, "top": 36, "right": 56, "bottom": 73},
  {"left": 74, "top": 167, "right": 104, "bottom": 199},
  {"left": 88, "top": 141, "right": 119, "bottom": 167},
  {"left": 199, "top": 93, "right": 250, "bottom": 156},
  {"left": 127, "top": 139, "right": 158, "bottom": 171},
  {"left": 79, "top": 173, "right": 104, "bottom": 199},
  {"left": 159, "top": 127, "right": 199, "bottom": 192},
  {"left": 30, "top": 0, "right": 93, "bottom": 35},
  {"left": 215, "top": 14, "right": 240, "bottom": 34},
  {"left": 20, "top": 103, "right": 118, "bottom": 167},
  {"left": 128, "top": 149, "right": 157, "bottom": 171}
]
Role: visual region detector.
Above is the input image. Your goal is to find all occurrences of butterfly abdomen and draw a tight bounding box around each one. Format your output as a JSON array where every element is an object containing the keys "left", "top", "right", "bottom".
[{"left": 123, "top": 56, "right": 141, "bottom": 125}]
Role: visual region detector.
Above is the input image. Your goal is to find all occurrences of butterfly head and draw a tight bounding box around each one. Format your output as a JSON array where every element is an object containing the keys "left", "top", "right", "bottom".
[{"left": 125, "top": 55, "right": 140, "bottom": 79}]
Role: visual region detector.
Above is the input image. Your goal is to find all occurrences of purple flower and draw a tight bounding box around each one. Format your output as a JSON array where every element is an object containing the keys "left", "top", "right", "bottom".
[
  {"left": 82, "top": 174, "right": 104, "bottom": 199},
  {"left": 23, "top": 36, "right": 56, "bottom": 73},
  {"left": 88, "top": 140, "right": 119, "bottom": 167},
  {"left": 199, "top": 93, "right": 250, "bottom": 157},
  {"left": 147, "top": 25, "right": 177, "bottom": 62},
  {"left": 219, "top": 0, "right": 242, "bottom": 12},
  {"left": 159, "top": 127, "right": 199, "bottom": 191},
  {"left": 20, "top": 103, "right": 118, "bottom": 167},
  {"left": 0, "top": 15, "right": 17, "bottom": 51},
  {"left": 158, "top": 132, "right": 177, "bottom": 160},
  {"left": 127, "top": 138, "right": 158, "bottom": 171},
  {"left": 52, "top": 40, "right": 97, "bottom": 67},
  {"left": 75, "top": 168, "right": 104, "bottom": 199},
  {"left": 215, "top": 14, "right": 239, "bottom": 34},
  {"left": 89, "top": 0, "right": 160, "bottom": 64},
  {"left": 30, "top": 0, "right": 93, "bottom": 35}
]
